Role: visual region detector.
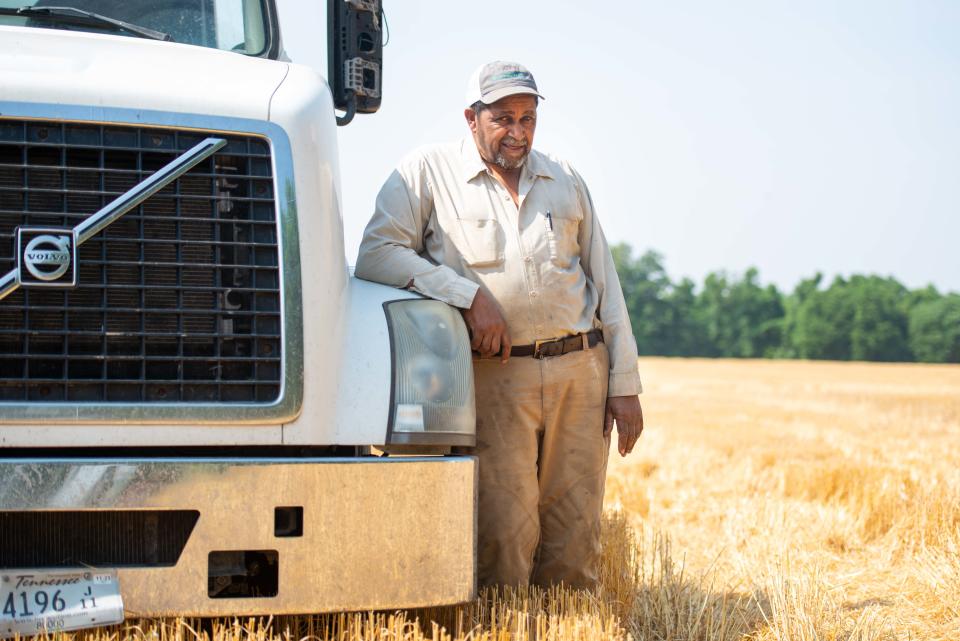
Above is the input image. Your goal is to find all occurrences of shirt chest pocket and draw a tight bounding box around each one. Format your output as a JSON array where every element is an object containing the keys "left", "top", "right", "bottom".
[
  {"left": 545, "top": 210, "right": 581, "bottom": 269},
  {"left": 455, "top": 215, "right": 505, "bottom": 268}
]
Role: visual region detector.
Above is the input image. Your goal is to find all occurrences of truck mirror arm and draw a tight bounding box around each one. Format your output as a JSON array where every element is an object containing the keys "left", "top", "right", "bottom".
[{"left": 336, "top": 92, "right": 358, "bottom": 127}]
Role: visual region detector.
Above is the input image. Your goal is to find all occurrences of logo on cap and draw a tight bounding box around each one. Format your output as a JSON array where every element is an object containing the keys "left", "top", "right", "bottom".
[{"left": 16, "top": 228, "right": 78, "bottom": 287}]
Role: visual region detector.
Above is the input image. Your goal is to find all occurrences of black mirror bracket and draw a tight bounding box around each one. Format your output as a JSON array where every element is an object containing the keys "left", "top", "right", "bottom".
[{"left": 329, "top": 0, "right": 383, "bottom": 126}]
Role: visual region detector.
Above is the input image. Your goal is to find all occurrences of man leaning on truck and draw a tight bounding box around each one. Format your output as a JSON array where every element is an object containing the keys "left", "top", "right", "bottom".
[{"left": 355, "top": 61, "right": 643, "bottom": 589}]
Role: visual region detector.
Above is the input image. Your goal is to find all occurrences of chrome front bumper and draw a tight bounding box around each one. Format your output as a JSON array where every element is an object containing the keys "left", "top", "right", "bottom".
[{"left": 0, "top": 456, "right": 477, "bottom": 616}]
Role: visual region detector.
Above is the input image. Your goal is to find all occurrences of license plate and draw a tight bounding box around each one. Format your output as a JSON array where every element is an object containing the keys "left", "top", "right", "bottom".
[{"left": 1, "top": 570, "right": 123, "bottom": 638}]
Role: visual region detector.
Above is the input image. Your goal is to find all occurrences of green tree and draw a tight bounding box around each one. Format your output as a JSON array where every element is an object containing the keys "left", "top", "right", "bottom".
[
  {"left": 909, "top": 294, "right": 960, "bottom": 362},
  {"left": 777, "top": 273, "right": 822, "bottom": 358},
  {"left": 664, "top": 276, "right": 710, "bottom": 356},
  {"left": 697, "top": 268, "right": 784, "bottom": 357},
  {"left": 610, "top": 245, "right": 709, "bottom": 357},
  {"left": 904, "top": 284, "right": 941, "bottom": 311},
  {"left": 847, "top": 276, "right": 910, "bottom": 361},
  {"left": 789, "top": 275, "right": 911, "bottom": 361},
  {"left": 611, "top": 245, "right": 672, "bottom": 356},
  {"left": 791, "top": 276, "right": 855, "bottom": 360}
]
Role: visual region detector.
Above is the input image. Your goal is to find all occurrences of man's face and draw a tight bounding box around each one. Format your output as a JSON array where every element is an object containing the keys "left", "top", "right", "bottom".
[{"left": 465, "top": 94, "right": 538, "bottom": 171}]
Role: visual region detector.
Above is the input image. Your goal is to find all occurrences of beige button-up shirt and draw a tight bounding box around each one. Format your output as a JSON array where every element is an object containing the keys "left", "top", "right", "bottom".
[{"left": 355, "top": 138, "right": 642, "bottom": 397}]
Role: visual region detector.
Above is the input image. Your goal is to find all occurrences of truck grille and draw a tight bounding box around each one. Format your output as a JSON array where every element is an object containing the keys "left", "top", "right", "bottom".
[{"left": 0, "top": 120, "right": 281, "bottom": 403}]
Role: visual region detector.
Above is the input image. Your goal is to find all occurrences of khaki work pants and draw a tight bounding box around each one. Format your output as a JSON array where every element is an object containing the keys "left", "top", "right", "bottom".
[{"left": 472, "top": 342, "right": 610, "bottom": 589}]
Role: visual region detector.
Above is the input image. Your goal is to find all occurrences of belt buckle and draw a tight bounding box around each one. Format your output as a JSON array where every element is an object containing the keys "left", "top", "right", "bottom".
[{"left": 533, "top": 339, "right": 547, "bottom": 360}]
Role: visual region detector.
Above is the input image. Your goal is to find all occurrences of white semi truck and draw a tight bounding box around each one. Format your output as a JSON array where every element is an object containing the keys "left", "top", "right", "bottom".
[{"left": 0, "top": 0, "right": 477, "bottom": 632}]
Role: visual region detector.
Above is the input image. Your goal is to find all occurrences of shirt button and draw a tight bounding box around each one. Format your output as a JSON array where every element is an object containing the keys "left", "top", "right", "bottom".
[
  {"left": 524, "top": 256, "right": 533, "bottom": 263},
  {"left": 530, "top": 291, "right": 539, "bottom": 297}
]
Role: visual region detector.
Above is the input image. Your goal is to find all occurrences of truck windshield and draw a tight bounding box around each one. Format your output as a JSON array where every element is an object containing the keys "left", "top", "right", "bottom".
[{"left": 0, "top": 0, "right": 270, "bottom": 55}]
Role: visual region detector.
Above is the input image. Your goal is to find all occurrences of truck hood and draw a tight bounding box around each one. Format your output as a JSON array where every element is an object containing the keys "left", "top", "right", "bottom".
[{"left": 0, "top": 25, "right": 287, "bottom": 120}]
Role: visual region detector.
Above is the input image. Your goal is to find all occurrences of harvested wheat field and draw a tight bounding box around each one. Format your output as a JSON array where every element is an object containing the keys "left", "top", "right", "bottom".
[
  {"left": 604, "top": 358, "right": 960, "bottom": 640},
  {"left": 19, "top": 358, "right": 960, "bottom": 641}
]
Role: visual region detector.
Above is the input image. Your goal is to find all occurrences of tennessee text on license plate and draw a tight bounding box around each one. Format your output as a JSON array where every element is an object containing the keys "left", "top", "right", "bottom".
[{"left": 1, "top": 570, "right": 124, "bottom": 638}]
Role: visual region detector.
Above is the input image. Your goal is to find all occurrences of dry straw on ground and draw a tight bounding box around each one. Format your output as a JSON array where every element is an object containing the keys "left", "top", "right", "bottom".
[{"left": 13, "top": 358, "right": 960, "bottom": 640}]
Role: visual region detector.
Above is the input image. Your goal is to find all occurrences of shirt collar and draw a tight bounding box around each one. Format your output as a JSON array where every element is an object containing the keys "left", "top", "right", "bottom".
[
  {"left": 524, "top": 147, "right": 556, "bottom": 181},
  {"left": 459, "top": 137, "right": 556, "bottom": 183},
  {"left": 460, "top": 137, "right": 488, "bottom": 183}
]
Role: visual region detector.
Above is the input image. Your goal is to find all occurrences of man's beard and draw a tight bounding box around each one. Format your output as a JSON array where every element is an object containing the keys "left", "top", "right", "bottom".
[
  {"left": 493, "top": 137, "right": 528, "bottom": 170},
  {"left": 494, "top": 152, "right": 527, "bottom": 170}
]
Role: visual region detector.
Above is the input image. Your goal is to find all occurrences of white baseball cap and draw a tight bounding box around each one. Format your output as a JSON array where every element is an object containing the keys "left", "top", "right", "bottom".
[{"left": 465, "top": 61, "right": 545, "bottom": 107}]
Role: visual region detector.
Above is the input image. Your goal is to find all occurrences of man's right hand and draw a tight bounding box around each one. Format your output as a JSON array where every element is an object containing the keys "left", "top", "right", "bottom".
[{"left": 462, "top": 288, "right": 511, "bottom": 363}]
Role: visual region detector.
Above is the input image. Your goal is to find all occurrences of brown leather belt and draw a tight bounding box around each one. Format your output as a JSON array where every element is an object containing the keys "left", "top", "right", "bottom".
[{"left": 510, "top": 329, "right": 603, "bottom": 359}]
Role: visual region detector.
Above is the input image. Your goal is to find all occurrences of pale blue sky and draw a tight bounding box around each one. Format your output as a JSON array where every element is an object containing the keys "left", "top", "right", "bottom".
[{"left": 279, "top": 0, "right": 960, "bottom": 293}]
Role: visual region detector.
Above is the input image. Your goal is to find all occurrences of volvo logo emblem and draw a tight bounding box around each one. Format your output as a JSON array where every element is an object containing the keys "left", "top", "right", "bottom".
[
  {"left": 24, "top": 235, "right": 72, "bottom": 281},
  {"left": 15, "top": 228, "right": 78, "bottom": 288}
]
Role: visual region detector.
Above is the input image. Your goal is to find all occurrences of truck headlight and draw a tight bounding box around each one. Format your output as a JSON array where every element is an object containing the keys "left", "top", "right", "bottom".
[{"left": 384, "top": 300, "right": 475, "bottom": 446}]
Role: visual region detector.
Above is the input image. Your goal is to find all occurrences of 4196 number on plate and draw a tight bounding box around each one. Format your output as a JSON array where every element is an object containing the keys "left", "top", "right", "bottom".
[{"left": 1, "top": 571, "right": 123, "bottom": 639}]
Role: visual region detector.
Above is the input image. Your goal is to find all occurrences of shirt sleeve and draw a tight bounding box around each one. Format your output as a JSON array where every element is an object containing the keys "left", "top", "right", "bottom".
[
  {"left": 573, "top": 169, "right": 643, "bottom": 397},
  {"left": 354, "top": 155, "right": 480, "bottom": 309}
]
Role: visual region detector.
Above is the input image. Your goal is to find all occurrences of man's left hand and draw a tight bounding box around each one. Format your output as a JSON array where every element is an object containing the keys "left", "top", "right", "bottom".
[{"left": 604, "top": 395, "right": 643, "bottom": 457}]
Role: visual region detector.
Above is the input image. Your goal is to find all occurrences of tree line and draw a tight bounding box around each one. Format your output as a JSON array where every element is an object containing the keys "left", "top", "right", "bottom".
[{"left": 611, "top": 244, "right": 960, "bottom": 363}]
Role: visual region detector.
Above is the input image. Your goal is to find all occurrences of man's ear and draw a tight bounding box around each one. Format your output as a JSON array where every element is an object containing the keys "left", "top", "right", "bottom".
[{"left": 464, "top": 108, "right": 478, "bottom": 133}]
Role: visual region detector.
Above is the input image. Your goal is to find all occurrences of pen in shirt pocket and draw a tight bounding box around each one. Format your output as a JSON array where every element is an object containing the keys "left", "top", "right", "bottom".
[{"left": 545, "top": 210, "right": 553, "bottom": 231}]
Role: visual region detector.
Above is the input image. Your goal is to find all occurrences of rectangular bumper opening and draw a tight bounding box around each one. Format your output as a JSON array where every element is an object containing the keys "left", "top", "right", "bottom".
[{"left": 0, "top": 510, "right": 199, "bottom": 568}]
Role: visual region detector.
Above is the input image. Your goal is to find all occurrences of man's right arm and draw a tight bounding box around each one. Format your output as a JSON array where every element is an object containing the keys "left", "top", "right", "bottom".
[{"left": 355, "top": 159, "right": 479, "bottom": 310}]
